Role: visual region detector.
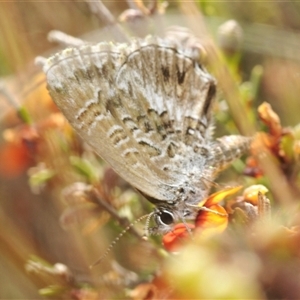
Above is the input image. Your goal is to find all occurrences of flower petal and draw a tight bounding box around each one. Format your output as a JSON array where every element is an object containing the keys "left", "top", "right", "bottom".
[
  {"left": 162, "top": 223, "right": 195, "bottom": 252},
  {"left": 195, "top": 204, "right": 228, "bottom": 236},
  {"left": 243, "top": 184, "right": 269, "bottom": 205},
  {"left": 0, "top": 142, "right": 31, "bottom": 178},
  {"left": 205, "top": 186, "right": 242, "bottom": 206}
]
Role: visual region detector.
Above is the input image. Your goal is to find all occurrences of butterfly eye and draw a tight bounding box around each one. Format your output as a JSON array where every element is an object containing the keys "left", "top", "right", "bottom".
[{"left": 156, "top": 210, "right": 174, "bottom": 226}]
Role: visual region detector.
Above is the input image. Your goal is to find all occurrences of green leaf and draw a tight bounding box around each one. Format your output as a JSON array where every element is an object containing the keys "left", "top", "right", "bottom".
[
  {"left": 70, "top": 156, "right": 98, "bottom": 183},
  {"left": 18, "top": 106, "right": 32, "bottom": 124},
  {"left": 29, "top": 168, "right": 55, "bottom": 189},
  {"left": 39, "top": 285, "right": 67, "bottom": 297}
]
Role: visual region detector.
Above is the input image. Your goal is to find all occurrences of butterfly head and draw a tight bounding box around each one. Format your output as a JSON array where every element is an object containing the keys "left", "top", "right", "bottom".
[
  {"left": 145, "top": 202, "right": 197, "bottom": 235},
  {"left": 143, "top": 187, "right": 203, "bottom": 235}
]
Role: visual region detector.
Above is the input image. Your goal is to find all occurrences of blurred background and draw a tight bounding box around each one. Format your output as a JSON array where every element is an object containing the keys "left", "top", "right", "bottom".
[{"left": 0, "top": 1, "right": 300, "bottom": 299}]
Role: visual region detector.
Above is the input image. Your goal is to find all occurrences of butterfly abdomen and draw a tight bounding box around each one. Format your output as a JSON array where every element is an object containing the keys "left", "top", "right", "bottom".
[{"left": 208, "top": 135, "right": 252, "bottom": 172}]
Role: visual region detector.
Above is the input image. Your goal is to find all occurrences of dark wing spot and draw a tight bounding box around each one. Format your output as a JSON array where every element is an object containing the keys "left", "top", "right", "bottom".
[
  {"left": 73, "top": 67, "right": 93, "bottom": 82},
  {"left": 77, "top": 101, "right": 101, "bottom": 123},
  {"left": 123, "top": 116, "right": 138, "bottom": 132},
  {"left": 137, "top": 115, "right": 154, "bottom": 133},
  {"left": 52, "top": 85, "right": 65, "bottom": 94},
  {"left": 138, "top": 140, "right": 161, "bottom": 157},
  {"left": 105, "top": 96, "right": 122, "bottom": 118},
  {"left": 177, "top": 68, "right": 186, "bottom": 85},
  {"left": 148, "top": 109, "right": 167, "bottom": 140},
  {"left": 101, "top": 64, "right": 108, "bottom": 77},
  {"left": 160, "top": 111, "right": 175, "bottom": 134},
  {"left": 108, "top": 127, "right": 123, "bottom": 138},
  {"left": 93, "top": 111, "right": 101, "bottom": 117},
  {"left": 128, "top": 82, "right": 133, "bottom": 98},
  {"left": 123, "top": 149, "right": 139, "bottom": 158},
  {"left": 73, "top": 69, "right": 82, "bottom": 83},
  {"left": 85, "top": 67, "right": 94, "bottom": 80},
  {"left": 161, "top": 66, "right": 170, "bottom": 81},
  {"left": 203, "top": 82, "right": 216, "bottom": 116},
  {"left": 76, "top": 109, "right": 87, "bottom": 121},
  {"left": 167, "top": 142, "right": 177, "bottom": 158},
  {"left": 109, "top": 128, "right": 128, "bottom": 146}
]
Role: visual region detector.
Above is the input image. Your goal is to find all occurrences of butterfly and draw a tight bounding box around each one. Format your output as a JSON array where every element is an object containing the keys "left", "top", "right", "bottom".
[{"left": 42, "top": 35, "right": 250, "bottom": 234}]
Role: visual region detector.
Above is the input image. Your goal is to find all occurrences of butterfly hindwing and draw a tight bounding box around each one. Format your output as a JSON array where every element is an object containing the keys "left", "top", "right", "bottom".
[{"left": 44, "top": 37, "right": 216, "bottom": 201}]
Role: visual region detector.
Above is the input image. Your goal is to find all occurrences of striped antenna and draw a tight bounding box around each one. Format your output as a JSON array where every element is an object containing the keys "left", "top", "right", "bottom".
[
  {"left": 90, "top": 214, "right": 150, "bottom": 268},
  {"left": 142, "top": 212, "right": 155, "bottom": 240}
]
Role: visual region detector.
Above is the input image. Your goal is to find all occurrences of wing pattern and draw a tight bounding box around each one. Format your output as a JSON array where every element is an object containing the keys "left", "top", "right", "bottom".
[{"left": 44, "top": 36, "right": 216, "bottom": 201}]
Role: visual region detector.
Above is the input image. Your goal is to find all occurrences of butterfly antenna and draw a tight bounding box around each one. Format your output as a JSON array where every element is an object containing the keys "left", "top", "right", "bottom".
[
  {"left": 142, "top": 212, "right": 155, "bottom": 240},
  {"left": 200, "top": 174, "right": 220, "bottom": 189},
  {"left": 201, "top": 174, "right": 241, "bottom": 191},
  {"left": 48, "top": 30, "right": 85, "bottom": 47},
  {"left": 89, "top": 214, "right": 149, "bottom": 269},
  {"left": 181, "top": 216, "right": 195, "bottom": 237}
]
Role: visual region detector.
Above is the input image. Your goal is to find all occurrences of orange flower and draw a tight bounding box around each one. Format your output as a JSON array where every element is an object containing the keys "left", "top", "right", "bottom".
[
  {"left": 162, "top": 223, "right": 195, "bottom": 252},
  {"left": 0, "top": 141, "right": 31, "bottom": 178},
  {"left": 163, "top": 186, "right": 242, "bottom": 251}
]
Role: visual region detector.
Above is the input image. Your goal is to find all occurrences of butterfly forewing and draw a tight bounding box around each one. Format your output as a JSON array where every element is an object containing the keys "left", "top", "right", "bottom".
[{"left": 44, "top": 37, "right": 216, "bottom": 202}]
